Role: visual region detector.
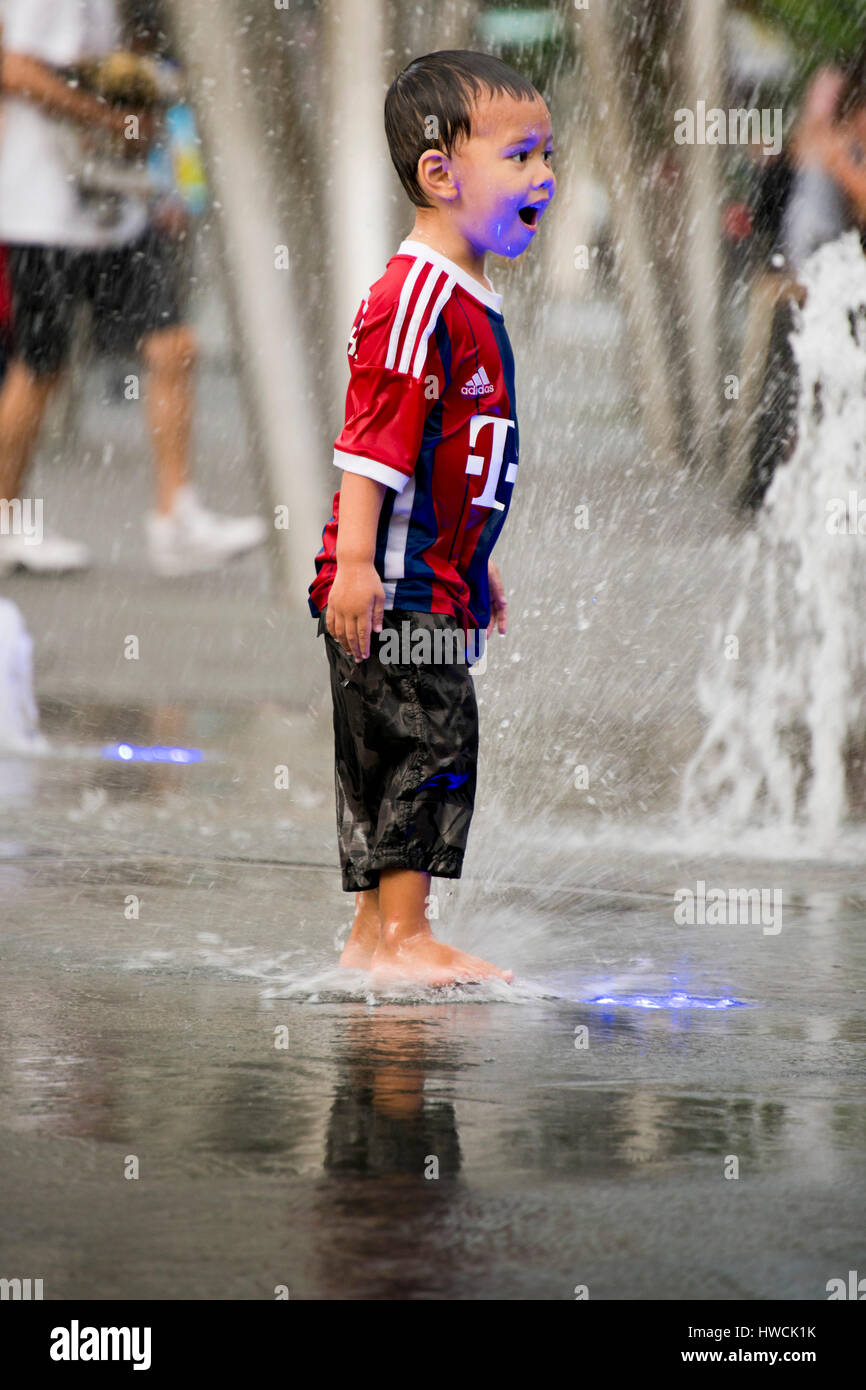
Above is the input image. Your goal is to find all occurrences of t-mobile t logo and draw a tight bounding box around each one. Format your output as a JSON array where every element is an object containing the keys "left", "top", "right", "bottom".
[{"left": 464, "top": 415, "right": 517, "bottom": 510}]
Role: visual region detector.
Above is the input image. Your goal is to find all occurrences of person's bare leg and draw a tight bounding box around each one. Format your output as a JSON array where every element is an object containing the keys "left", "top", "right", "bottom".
[
  {"left": 370, "top": 867, "right": 513, "bottom": 986},
  {"left": 0, "top": 360, "right": 62, "bottom": 502},
  {"left": 339, "top": 887, "right": 381, "bottom": 969},
  {"left": 141, "top": 323, "right": 197, "bottom": 516}
]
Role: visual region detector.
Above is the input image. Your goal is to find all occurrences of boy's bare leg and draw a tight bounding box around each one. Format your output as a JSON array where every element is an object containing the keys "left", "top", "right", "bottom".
[
  {"left": 370, "top": 867, "right": 513, "bottom": 986},
  {"left": 339, "top": 887, "right": 381, "bottom": 969},
  {"left": 0, "top": 361, "right": 61, "bottom": 501},
  {"left": 141, "top": 324, "right": 196, "bottom": 516}
]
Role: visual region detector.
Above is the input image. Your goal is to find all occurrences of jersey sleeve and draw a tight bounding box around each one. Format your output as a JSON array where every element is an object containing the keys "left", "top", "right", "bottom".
[{"left": 333, "top": 263, "right": 451, "bottom": 494}]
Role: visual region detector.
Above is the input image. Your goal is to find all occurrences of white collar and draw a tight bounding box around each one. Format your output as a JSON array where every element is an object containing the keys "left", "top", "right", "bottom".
[{"left": 397, "top": 238, "right": 503, "bottom": 314}]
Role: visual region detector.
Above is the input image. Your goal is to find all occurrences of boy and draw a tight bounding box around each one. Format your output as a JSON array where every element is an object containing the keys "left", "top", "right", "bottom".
[{"left": 309, "top": 50, "right": 555, "bottom": 987}]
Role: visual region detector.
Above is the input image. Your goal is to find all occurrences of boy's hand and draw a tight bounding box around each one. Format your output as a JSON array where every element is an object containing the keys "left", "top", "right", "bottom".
[
  {"left": 487, "top": 559, "right": 507, "bottom": 637},
  {"left": 326, "top": 561, "right": 385, "bottom": 662}
]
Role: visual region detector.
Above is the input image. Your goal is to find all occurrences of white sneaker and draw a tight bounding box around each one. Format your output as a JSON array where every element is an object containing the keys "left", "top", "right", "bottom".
[
  {"left": 145, "top": 484, "right": 268, "bottom": 577},
  {"left": 0, "top": 526, "right": 92, "bottom": 576}
]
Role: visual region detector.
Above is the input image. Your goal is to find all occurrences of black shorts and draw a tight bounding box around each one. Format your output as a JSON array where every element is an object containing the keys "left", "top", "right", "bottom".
[
  {"left": 4, "top": 228, "right": 186, "bottom": 376},
  {"left": 318, "top": 607, "right": 480, "bottom": 892}
]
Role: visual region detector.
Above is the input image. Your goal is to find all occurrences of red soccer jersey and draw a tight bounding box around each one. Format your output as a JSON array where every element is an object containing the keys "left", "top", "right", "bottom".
[{"left": 308, "top": 239, "right": 519, "bottom": 634}]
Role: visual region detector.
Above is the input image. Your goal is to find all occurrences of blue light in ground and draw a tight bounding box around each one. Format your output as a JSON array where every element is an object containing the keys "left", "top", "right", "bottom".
[
  {"left": 588, "top": 991, "right": 746, "bottom": 1010},
  {"left": 100, "top": 744, "right": 204, "bottom": 763}
]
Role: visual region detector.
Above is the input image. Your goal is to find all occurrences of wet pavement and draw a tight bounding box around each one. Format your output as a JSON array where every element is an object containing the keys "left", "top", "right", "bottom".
[
  {"left": 1, "top": 694, "right": 864, "bottom": 1299},
  {"left": 1, "top": 275, "right": 864, "bottom": 1300}
]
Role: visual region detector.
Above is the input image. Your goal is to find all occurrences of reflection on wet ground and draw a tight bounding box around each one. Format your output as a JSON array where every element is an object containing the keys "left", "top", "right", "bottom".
[{"left": 1, "top": 701, "right": 864, "bottom": 1299}]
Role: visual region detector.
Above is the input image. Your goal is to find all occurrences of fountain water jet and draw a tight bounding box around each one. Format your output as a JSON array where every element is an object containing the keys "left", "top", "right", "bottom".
[
  {"left": 0, "top": 599, "right": 48, "bottom": 753},
  {"left": 681, "top": 231, "right": 866, "bottom": 841}
]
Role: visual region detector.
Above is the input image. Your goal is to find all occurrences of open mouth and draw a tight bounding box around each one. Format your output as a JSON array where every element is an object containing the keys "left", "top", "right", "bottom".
[{"left": 518, "top": 205, "right": 539, "bottom": 227}]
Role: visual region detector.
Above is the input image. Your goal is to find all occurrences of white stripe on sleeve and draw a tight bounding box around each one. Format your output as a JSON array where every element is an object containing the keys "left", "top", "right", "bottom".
[
  {"left": 411, "top": 274, "right": 455, "bottom": 378},
  {"left": 334, "top": 449, "right": 411, "bottom": 493},
  {"left": 385, "top": 257, "right": 425, "bottom": 370}
]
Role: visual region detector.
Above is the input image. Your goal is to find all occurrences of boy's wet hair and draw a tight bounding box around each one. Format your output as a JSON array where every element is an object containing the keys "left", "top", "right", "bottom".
[{"left": 385, "top": 49, "right": 540, "bottom": 208}]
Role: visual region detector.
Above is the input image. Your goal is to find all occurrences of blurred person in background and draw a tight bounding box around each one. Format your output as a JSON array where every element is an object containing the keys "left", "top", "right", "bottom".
[
  {"left": 0, "top": 244, "right": 11, "bottom": 390},
  {"left": 783, "top": 64, "right": 850, "bottom": 271},
  {"left": 0, "top": 20, "right": 10, "bottom": 389},
  {"left": 803, "top": 48, "right": 866, "bottom": 248},
  {"left": 0, "top": 0, "right": 266, "bottom": 577},
  {"left": 737, "top": 51, "right": 866, "bottom": 511}
]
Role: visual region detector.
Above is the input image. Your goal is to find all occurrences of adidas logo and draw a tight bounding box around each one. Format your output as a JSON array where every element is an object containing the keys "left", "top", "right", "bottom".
[{"left": 460, "top": 366, "right": 495, "bottom": 397}]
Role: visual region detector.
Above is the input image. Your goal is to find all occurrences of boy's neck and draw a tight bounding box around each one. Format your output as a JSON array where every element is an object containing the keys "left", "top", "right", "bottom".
[{"left": 406, "top": 212, "right": 492, "bottom": 291}]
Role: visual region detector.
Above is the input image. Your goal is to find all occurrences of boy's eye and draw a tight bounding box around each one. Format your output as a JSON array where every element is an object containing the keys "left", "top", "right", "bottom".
[{"left": 508, "top": 149, "right": 555, "bottom": 163}]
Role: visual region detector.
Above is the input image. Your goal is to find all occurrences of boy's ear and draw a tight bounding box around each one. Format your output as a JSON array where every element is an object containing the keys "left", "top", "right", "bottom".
[{"left": 416, "top": 148, "right": 459, "bottom": 203}]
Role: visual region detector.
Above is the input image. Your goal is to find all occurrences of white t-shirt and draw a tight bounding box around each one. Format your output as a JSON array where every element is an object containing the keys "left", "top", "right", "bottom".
[{"left": 0, "top": 0, "right": 149, "bottom": 248}]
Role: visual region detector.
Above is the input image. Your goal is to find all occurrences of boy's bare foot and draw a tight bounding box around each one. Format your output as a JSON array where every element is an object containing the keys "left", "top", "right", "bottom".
[
  {"left": 370, "top": 928, "right": 513, "bottom": 988},
  {"left": 339, "top": 889, "right": 381, "bottom": 970},
  {"left": 339, "top": 871, "right": 512, "bottom": 986}
]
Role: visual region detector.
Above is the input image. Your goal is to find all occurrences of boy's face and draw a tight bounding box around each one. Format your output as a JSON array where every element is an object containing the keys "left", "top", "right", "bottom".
[{"left": 429, "top": 90, "right": 556, "bottom": 258}]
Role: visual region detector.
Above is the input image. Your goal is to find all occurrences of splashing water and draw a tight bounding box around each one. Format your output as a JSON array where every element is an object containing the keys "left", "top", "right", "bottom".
[
  {"left": 0, "top": 599, "right": 48, "bottom": 754},
  {"left": 681, "top": 232, "right": 866, "bottom": 842}
]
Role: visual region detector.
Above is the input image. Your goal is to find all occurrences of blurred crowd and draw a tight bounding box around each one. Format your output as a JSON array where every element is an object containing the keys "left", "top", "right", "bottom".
[{"left": 0, "top": 0, "right": 266, "bottom": 579}]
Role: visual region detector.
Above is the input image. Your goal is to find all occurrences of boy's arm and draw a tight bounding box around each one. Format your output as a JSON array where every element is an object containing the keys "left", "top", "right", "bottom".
[
  {"left": 326, "top": 472, "right": 387, "bottom": 662},
  {"left": 324, "top": 264, "right": 448, "bottom": 658},
  {"left": 1, "top": 51, "right": 146, "bottom": 141}
]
